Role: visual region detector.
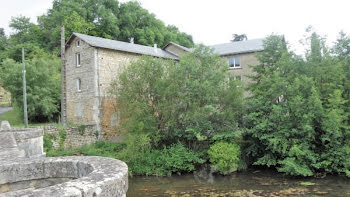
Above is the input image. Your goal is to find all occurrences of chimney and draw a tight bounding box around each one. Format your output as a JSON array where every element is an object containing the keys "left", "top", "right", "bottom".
[
  {"left": 129, "top": 37, "right": 134, "bottom": 44},
  {"left": 154, "top": 44, "right": 157, "bottom": 53}
]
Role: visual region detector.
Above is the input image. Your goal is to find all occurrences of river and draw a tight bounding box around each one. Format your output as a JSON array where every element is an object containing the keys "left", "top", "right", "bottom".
[{"left": 128, "top": 169, "right": 350, "bottom": 196}]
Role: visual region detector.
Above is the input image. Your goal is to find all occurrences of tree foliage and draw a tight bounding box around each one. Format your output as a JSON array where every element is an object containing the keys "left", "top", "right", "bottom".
[
  {"left": 111, "top": 46, "right": 244, "bottom": 175},
  {"left": 0, "top": 57, "right": 61, "bottom": 122},
  {"left": 244, "top": 33, "right": 350, "bottom": 177},
  {"left": 113, "top": 46, "right": 244, "bottom": 151},
  {"left": 36, "top": 0, "right": 194, "bottom": 51}
]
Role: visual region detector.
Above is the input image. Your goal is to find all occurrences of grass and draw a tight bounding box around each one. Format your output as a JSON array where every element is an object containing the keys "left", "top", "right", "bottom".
[
  {"left": 0, "top": 106, "right": 49, "bottom": 128},
  {"left": 0, "top": 102, "right": 11, "bottom": 107},
  {"left": 46, "top": 141, "right": 125, "bottom": 158},
  {"left": 0, "top": 106, "right": 23, "bottom": 126}
]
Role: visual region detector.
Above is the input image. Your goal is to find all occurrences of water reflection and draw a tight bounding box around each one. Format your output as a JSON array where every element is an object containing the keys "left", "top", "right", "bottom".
[{"left": 128, "top": 169, "right": 350, "bottom": 196}]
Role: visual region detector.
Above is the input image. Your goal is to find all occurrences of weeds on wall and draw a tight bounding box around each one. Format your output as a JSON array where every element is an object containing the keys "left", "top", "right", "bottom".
[{"left": 77, "top": 124, "right": 87, "bottom": 136}]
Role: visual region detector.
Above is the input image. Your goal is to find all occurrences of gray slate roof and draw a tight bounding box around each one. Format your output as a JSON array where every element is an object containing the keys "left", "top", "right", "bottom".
[
  {"left": 71, "top": 33, "right": 178, "bottom": 59},
  {"left": 210, "top": 38, "right": 264, "bottom": 56}
]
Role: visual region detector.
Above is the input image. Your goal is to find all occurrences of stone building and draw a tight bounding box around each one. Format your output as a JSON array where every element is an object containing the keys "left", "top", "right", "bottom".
[{"left": 63, "top": 33, "right": 263, "bottom": 139}]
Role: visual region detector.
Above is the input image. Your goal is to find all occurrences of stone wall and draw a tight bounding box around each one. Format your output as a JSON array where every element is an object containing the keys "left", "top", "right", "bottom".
[
  {"left": 0, "top": 121, "right": 45, "bottom": 160},
  {"left": 65, "top": 37, "right": 99, "bottom": 126},
  {"left": 98, "top": 49, "right": 140, "bottom": 138},
  {"left": 43, "top": 124, "right": 98, "bottom": 149},
  {"left": 65, "top": 39, "right": 142, "bottom": 139},
  {"left": 0, "top": 156, "right": 128, "bottom": 197}
]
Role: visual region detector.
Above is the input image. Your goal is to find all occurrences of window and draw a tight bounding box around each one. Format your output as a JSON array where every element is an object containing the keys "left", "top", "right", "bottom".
[
  {"left": 77, "top": 78, "right": 81, "bottom": 92},
  {"left": 76, "top": 40, "right": 80, "bottom": 47},
  {"left": 227, "top": 56, "right": 241, "bottom": 68},
  {"left": 76, "top": 53, "right": 81, "bottom": 67}
]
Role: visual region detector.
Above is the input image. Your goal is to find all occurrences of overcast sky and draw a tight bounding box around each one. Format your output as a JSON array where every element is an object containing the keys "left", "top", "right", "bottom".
[{"left": 1, "top": 0, "right": 350, "bottom": 53}]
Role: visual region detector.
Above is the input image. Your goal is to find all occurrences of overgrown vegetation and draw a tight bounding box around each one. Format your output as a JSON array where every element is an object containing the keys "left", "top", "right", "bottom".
[
  {"left": 109, "top": 46, "right": 244, "bottom": 175},
  {"left": 243, "top": 30, "right": 350, "bottom": 177}
]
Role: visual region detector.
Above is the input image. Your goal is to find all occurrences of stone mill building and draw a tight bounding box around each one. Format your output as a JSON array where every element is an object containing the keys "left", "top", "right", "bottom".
[{"left": 62, "top": 33, "right": 264, "bottom": 139}]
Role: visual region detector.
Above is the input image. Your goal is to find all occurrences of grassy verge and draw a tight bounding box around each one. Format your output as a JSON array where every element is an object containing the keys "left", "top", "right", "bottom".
[
  {"left": 0, "top": 106, "right": 23, "bottom": 126},
  {"left": 46, "top": 141, "right": 125, "bottom": 158},
  {"left": 0, "top": 106, "right": 49, "bottom": 127},
  {"left": 0, "top": 102, "right": 11, "bottom": 107}
]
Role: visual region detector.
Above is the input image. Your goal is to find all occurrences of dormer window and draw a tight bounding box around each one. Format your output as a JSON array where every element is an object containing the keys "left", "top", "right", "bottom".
[
  {"left": 228, "top": 56, "right": 241, "bottom": 68},
  {"left": 76, "top": 40, "right": 80, "bottom": 47},
  {"left": 76, "top": 53, "right": 81, "bottom": 67}
]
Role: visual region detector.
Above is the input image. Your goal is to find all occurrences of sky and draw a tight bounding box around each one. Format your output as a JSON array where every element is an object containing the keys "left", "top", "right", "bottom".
[{"left": 1, "top": 0, "right": 350, "bottom": 54}]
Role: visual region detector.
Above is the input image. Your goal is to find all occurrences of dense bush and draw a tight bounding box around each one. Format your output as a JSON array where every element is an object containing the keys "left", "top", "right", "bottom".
[
  {"left": 244, "top": 32, "right": 350, "bottom": 177},
  {"left": 208, "top": 141, "right": 240, "bottom": 175},
  {"left": 125, "top": 142, "right": 203, "bottom": 176}
]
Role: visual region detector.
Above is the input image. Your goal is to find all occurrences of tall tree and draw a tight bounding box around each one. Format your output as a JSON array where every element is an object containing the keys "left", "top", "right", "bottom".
[
  {"left": 244, "top": 33, "right": 350, "bottom": 177},
  {"left": 37, "top": 0, "right": 194, "bottom": 51}
]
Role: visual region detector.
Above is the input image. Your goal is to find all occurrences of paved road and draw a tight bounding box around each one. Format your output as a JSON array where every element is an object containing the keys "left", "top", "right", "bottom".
[{"left": 0, "top": 107, "right": 12, "bottom": 115}]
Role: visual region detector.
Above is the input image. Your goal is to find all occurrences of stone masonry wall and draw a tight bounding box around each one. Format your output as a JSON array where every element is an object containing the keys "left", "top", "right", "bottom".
[
  {"left": 65, "top": 37, "right": 99, "bottom": 126},
  {"left": 43, "top": 124, "right": 98, "bottom": 149},
  {"left": 98, "top": 49, "right": 140, "bottom": 138}
]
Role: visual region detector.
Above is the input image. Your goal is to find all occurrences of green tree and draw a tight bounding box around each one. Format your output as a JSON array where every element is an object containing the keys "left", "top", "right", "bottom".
[
  {"left": 63, "top": 11, "right": 94, "bottom": 38},
  {"left": 333, "top": 31, "right": 350, "bottom": 126},
  {"left": 0, "top": 28, "right": 8, "bottom": 61},
  {"left": 244, "top": 33, "right": 350, "bottom": 177},
  {"left": 37, "top": 0, "right": 193, "bottom": 51},
  {"left": 112, "top": 46, "right": 243, "bottom": 150},
  {"left": 0, "top": 57, "right": 61, "bottom": 122}
]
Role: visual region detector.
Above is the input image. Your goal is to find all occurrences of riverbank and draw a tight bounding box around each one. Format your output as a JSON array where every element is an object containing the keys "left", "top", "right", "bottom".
[{"left": 128, "top": 169, "right": 350, "bottom": 196}]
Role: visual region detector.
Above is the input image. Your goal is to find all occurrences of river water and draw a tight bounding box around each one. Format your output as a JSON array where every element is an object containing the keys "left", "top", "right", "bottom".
[{"left": 127, "top": 169, "right": 350, "bottom": 196}]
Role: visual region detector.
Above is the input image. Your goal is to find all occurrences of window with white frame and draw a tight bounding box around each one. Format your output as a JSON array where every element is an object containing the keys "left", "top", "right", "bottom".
[
  {"left": 227, "top": 56, "right": 241, "bottom": 68},
  {"left": 76, "top": 40, "right": 80, "bottom": 47},
  {"left": 77, "top": 78, "right": 81, "bottom": 92},
  {"left": 76, "top": 53, "right": 81, "bottom": 67}
]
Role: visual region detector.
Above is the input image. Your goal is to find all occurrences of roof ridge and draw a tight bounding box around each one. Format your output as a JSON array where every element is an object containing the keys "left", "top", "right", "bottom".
[
  {"left": 210, "top": 38, "right": 265, "bottom": 47},
  {"left": 73, "top": 32, "right": 160, "bottom": 50}
]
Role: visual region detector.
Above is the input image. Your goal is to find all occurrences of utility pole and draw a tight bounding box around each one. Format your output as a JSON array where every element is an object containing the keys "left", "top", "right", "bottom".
[
  {"left": 60, "top": 26, "right": 67, "bottom": 126},
  {"left": 22, "top": 48, "right": 28, "bottom": 128}
]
